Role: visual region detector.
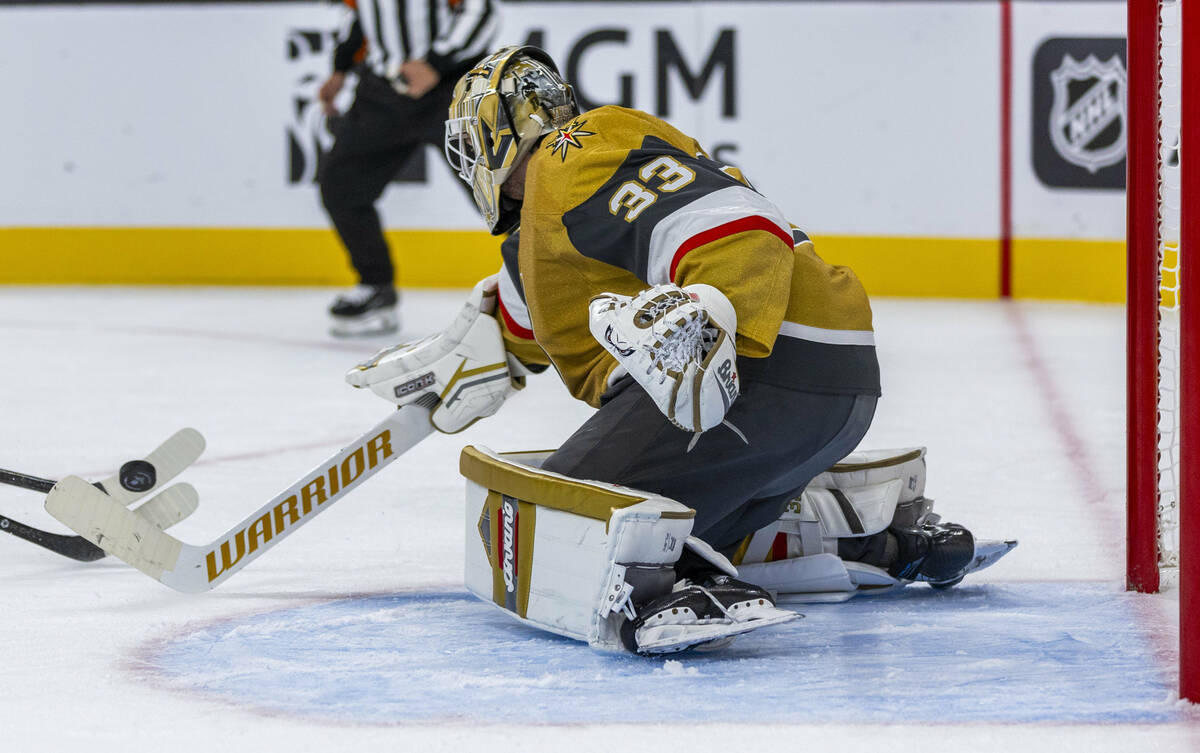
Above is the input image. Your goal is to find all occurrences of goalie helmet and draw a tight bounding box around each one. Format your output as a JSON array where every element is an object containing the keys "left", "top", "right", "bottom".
[{"left": 444, "top": 46, "right": 578, "bottom": 235}]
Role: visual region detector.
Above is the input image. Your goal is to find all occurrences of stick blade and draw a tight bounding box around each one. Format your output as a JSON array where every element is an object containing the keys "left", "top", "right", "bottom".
[
  {"left": 46, "top": 476, "right": 185, "bottom": 581},
  {"left": 96, "top": 428, "right": 206, "bottom": 507},
  {"left": 133, "top": 483, "right": 201, "bottom": 531}
]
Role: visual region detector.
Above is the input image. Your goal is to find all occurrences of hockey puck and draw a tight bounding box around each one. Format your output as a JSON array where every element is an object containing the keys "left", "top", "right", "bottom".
[{"left": 118, "top": 460, "right": 157, "bottom": 492}]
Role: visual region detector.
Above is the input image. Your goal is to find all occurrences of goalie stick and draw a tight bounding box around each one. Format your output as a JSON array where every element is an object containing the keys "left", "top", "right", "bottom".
[
  {"left": 45, "top": 405, "right": 435, "bottom": 592},
  {"left": 1, "top": 511, "right": 107, "bottom": 562},
  {"left": 0, "top": 468, "right": 55, "bottom": 494},
  {"left": 0, "top": 429, "right": 206, "bottom": 562}
]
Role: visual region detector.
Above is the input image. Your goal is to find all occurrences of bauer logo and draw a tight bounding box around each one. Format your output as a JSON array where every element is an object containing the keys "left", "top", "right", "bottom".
[
  {"left": 1032, "top": 37, "right": 1126, "bottom": 189},
  {"left": 717, "top": 358, "right": 738, "bottom": 408}
]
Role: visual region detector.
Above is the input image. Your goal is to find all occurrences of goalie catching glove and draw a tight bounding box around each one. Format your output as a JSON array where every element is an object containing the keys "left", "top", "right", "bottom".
[
  {"left": 345, "top": 275, "right": 527, "bottom": 433},
  {"left": 589, "top": 283, "right": 740, "bottom": 433}
]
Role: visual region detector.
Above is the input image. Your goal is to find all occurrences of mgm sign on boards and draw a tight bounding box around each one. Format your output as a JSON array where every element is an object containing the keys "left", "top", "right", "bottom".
[{"left": 285, "top": 26, "right": 741, "bottom": 187}]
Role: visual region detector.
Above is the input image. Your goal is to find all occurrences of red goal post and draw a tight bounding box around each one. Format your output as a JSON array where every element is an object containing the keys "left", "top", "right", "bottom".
[{"left": 1126, "top": 0, "right": 1197, "bottom": 702}]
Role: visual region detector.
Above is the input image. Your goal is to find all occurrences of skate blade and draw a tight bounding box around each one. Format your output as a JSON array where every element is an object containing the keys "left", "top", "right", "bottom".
[
  {"left": 329, "top": 309, "right": 399, "bottom": 338},
  {"left": 636, "top": 609, "right": 799, "bottom": 654},
  {"left": 919, "top": 538, "right": 1018, "bottom": 587},
  {"left": 963, "top": 538, "right": 1018, "bottom": 575}
]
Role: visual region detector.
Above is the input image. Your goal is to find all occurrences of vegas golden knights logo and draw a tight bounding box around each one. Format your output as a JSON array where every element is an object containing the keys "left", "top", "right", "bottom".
[
  {"left": 481, "top": 127, "right": 516, "bottom": 171},
  {"left": 547, "top": 119, "right": 596, "bottom": 161}
]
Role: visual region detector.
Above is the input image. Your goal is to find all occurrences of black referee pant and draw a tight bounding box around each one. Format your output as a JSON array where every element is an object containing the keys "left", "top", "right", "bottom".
[{"left": 318, "top": 68, "right": 471, "bottom": 287}]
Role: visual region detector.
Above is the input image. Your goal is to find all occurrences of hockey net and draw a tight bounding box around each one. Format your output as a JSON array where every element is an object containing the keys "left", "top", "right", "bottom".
[
  {"left": 1126, "top": 0, "right": 1196, "bottom": 702},
  {"left": 1153, "top": 0, "right": 1184, "bottom": 573}
]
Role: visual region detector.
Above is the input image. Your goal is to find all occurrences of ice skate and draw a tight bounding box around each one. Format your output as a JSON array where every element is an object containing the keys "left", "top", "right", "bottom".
[
  {"left": 904, "top": 519, "right": 1018, "bottom": 589},
  {"left": 733, "top": 448, "right": 1018, "bottom": 600},
  {"left": 329, "top": 284, "right": 399, "bottom": 337},
  {"left": 619, "top": 574, "right": 798, "bottom": 655},
  {"left": 889, "top": 520, "right": 976, "bottom": 586}
]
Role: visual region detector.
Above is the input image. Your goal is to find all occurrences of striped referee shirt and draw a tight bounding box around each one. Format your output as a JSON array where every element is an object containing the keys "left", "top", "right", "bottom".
[{"left": 332, "top": 0, "right": 499, "bottom": 82}]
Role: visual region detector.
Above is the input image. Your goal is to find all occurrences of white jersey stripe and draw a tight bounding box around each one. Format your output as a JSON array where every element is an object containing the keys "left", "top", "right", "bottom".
[
  {"left": 337, "top": 0, "right": 498, "bottom": 80},
  {"left": 434, "top": 0, "right": 492, "bottom": 56},
  {"left": 357, "top": 0, "right": 386, "bottom": 72},
  {"left": 497, "top": 264, "right": 534, "bottom": 336},
  {"left": 403, "top": 0, "right": 431, "bottom": 61},
  {"left": 645, "top": 186, "right": 792, "bottom": 285},
  {"left": 778, "top": 320, "right": 876, "bottom": 347}
]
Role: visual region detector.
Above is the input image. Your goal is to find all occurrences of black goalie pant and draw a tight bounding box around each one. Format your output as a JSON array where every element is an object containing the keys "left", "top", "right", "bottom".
[
  {"left": 542, "top": 375, "right": 877, "bottom": 556},
  {"left": 318, "top": 70, "right": 471, "bottom": 287}
]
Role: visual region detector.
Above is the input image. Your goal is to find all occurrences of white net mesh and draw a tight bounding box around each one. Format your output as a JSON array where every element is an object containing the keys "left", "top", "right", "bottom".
[{"left": 1157, "top": 0, "right": 1183, "bottom": 567}]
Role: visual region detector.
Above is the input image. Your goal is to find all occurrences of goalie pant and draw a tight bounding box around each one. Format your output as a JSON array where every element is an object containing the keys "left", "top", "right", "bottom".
[{"left": 542, "top": 371, "right": 878, "bottom": 562}]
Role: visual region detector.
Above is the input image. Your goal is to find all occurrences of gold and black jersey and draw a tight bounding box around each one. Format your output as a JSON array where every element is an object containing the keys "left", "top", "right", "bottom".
[{"left": 493, "top": 105, "right": 880, "bottom": 408}]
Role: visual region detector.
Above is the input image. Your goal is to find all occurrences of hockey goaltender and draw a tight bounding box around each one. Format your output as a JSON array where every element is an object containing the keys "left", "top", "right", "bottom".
[{"left": 345, "top": 46, "right": 1017, "bottom": 655}]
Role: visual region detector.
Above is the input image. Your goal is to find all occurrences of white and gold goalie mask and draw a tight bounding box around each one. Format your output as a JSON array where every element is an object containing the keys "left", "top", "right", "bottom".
[{"left": 445, "top": 46, "right": 578, "bottom": 235}]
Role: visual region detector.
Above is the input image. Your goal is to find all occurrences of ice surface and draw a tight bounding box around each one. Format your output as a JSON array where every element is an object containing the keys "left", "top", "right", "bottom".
[
  {"left": 1, "top": 287, "right": 1198, "bottom": 751},
  {"left": 145, "top": 585, "right": 1175, "bottom": 725}
]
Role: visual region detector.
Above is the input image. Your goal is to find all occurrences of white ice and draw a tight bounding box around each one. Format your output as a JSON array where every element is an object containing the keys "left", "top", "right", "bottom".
[{"left": 1, "top": 286, "right": 1197, "bottom": 751}]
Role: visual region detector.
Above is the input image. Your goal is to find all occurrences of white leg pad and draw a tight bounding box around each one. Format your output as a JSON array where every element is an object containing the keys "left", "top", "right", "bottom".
[
  {"left": 736, "top": 553, "right": 855, "bottom": 595},
  {"left": 810, "top": 447, "right": 927, "bottom": 503},
  {"left": 733, "top": 447, "right": 929, "bottom": 599},
  {"left": 795, "top": 478, "right": 904, "bottom": 539},
  {"left": 461, "top": 446, "right": 698, "bottom": 651},
  {"left": 741, "top": 447, "right": 929, "bottom": 565}
]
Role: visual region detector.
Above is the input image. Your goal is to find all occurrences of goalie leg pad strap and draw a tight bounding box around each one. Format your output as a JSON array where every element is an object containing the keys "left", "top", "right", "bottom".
[
  {"left": 738, "top": 479, "right": 904, "bottom": 566},
  {"left": 796, "top": 479, "right": 904, "bottom": 539},
  {"left": 739, "top": 447, "right": 927, "bottom": 563}
]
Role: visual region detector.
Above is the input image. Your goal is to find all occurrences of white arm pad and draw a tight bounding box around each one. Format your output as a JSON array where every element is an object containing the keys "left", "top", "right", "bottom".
[
  {"left": 345, "top": 276, "right": 517, "bottom": 433},
  {"left": 588, "top": 283, "right": 739, "bottom": 432}
]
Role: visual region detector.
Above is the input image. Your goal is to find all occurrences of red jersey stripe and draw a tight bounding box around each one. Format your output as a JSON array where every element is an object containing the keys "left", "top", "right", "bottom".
[
  {"left": 498, "top": 295, "right": 535, "bottom": 340},
  {"left": 669, "top": 215, "right": 794, "bottom": 282}
]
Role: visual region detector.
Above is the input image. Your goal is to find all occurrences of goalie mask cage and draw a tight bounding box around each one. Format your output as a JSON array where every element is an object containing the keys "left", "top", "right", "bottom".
[{"left": 1126, "top": 0, "right": 1197, "bottom": 701}]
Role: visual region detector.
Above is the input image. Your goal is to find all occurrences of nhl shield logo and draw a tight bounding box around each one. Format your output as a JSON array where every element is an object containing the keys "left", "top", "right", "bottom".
[{"left": 1048, "top": 54, "right": 1127, "bottom": 174}]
